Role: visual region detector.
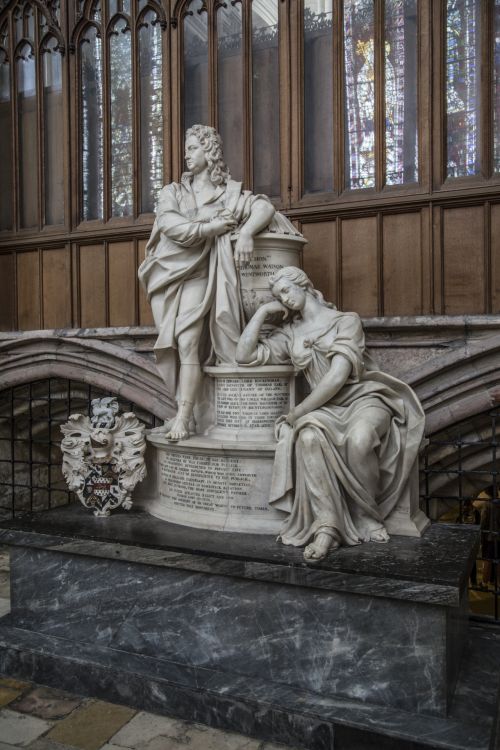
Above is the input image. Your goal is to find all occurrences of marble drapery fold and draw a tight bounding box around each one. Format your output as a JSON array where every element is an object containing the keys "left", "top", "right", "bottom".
[
  {"left": 251, "top": 312, "right": 425, "bottom": 547},
  {"left": 138, "top": 173, "right": 272, "bottom": 396}
]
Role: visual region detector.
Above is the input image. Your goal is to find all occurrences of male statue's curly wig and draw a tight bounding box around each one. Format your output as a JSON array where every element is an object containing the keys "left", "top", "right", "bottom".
[{"left": 185, "top": 124, "right": 231, "bottom": 186}]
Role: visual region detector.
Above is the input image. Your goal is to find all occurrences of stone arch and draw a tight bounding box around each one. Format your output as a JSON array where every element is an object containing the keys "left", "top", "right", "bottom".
[{"left": 0, "top": 332, "right": 175, "bottom": 420}]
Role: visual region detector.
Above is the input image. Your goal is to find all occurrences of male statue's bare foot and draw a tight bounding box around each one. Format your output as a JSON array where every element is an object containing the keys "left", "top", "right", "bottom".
[
  {"left": 149, "top": 419, "right": 174, "bottom": 435},
  {"left": 369, "top": 526, "right": 390, "bottom": 543},
  {"left": 304, "top": 531, "right": 339, "bottom": 562},
  {"left": 164, "top": 415, "right": 190, "bottom": 441}
]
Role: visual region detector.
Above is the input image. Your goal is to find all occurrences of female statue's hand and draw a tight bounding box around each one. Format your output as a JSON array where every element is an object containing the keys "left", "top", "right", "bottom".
[{"left": 258, "top": 300, "right": 289, "bottom": 320}]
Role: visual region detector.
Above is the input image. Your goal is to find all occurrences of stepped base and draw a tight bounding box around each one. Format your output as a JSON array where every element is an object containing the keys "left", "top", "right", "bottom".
[{"left": 0, "top": 506, "right": 497, "bottom": 750}]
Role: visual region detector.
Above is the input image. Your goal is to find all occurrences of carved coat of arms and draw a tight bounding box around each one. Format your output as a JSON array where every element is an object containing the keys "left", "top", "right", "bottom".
[{"left": 60, "top": 397, "right": 147, "bottom": 517}]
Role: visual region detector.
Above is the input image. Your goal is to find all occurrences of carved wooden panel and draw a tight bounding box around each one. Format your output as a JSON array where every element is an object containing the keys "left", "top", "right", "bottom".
[
  {"left": 341, "top": 217, "right": 378, "bottom": 316},
  {"left": 301, "top": 221, "right": 337, "bottom": 305},
  {"left": 0, "top": 253, "right": 16, "bottom": 331},
  {"left": 108, "top": 241, "right": 137, "bottom": 327},
  {"left": 491, "top": 203, "right": 500, "bottom": 314},
  {"left": 383, "top": 212, "right": 422, "bottom": 316},
  {"left": 17, "top": 251, "right": 40, "bottom": 330},
  {"left": 442, "top": 206, "right": 485, "bottom": 315},
  {"left": 138, "top": 239, "right": 154, "bottom": 327},
  {"left": 42, "top": 247, "right": 72, "bottom": 328},
  {"left": 79, "top": 244, "right": 106, "bottom": 328}
]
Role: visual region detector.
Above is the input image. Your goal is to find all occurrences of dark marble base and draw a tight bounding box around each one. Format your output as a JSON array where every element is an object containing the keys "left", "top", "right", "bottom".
[
  {"left": 0, "top": 505, "right": 493, "bottom": 750},
  {"left": 0, "top": 620, "right": 498, "bottom": 750}
]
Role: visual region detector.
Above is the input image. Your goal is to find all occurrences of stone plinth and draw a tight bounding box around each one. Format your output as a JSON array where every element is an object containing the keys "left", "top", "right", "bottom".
[
  {"left": 141, "top": 366, "right": 296, "bottom": 534},
  {"left": 0, "top": 507, "right": 498, "bottom": 750}
]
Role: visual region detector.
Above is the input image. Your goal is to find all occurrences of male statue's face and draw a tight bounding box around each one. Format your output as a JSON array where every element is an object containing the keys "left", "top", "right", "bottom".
[{"left": 185, "top": 135, "right": 208, "bottom": 174}]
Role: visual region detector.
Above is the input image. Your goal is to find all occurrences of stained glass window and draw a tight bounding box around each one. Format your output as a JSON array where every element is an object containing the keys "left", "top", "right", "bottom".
[
  {"left": 17, "top": 42, "right": 38, "bottom": 228},
  {"left": 0, "top": 26, "right": 12, "bottom": 230},
  {"left": 81, "top": 25, "right": 104, "bottom": 220},
  {"left": 42, "top": 36, "right": 63, "bottom": 225},
  {"left": 344, "top": 0, "right": 375, "bottom": 189},
  {"left": 494, "top": 0, "right": 500, "bottom": 173},
  {"left": 139, "top": 9, "right": 163, "bottom": 213},
  {"left": 217, "top": 1, "right": 243, "bottom": 181},
  {"left": 13, "top": 7, "right": 23, "bottom": 45},
  {"left": 24, "top": 4, "right": 35, "bottom": 40},
  {"left": 446, "top": 0, "right": 480, "bottom": 178},
  {"left": 109, "top": 17, "right": 133, "bottom": 216},
  {"left": 385, "top": 0, "right": 418, "bottom": 185},
  {"left": 303, "top": 0, "right": 333, "bottom": 194},
  {"left": 183, "top": 0, "right": 208, "bottom": 131},
  {"left": 252, "top": 0, "right": 280, "bottom": 196}
]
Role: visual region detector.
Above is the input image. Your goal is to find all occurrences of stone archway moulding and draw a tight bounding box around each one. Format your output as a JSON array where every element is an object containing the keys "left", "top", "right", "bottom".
[
  {"left": 0, "top": 326, "right": 500, "bottom": 435},
  {"left": 0, "top": 331, "right": 175, "bottom": 421}
]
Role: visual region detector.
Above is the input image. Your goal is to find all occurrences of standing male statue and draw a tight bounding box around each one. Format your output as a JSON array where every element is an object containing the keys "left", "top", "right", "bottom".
[{"left": 138, "top": 124, "right": 275, "bottom": 440}]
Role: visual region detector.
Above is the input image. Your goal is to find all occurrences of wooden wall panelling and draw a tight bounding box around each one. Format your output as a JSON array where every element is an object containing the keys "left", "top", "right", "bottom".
[
  {"left": 301, "top": 220, "right": 337, "bottom": 305},
  {"left": 41, "top": 247, "right": 72, "bottom": 328},
  {"left": 137, "top": 238, "right": 154, "bottom": 327},
  {"left": 340, "top": 216, "right": 379, "bottom": 316},
  {"left": 382, "top": 212, "right": 422, "bottom": 316},
  {"left": 79, "top": 244, "right": 107, "bottom": 328},
  {"left": 0, "top": 253, "right": 16, "bottom": 331},
  {"left": 420, "top": 206, "right": 432, "bottom": 314},
  {"left": 432, "top": 205, "right": 443, "bottom": 314},
  {"left": 491, "top": 203, "right": 500, "bottom": 313},
  {"left": 17, "top": 250, "right": 41, "bottom": 330},
  {"left": 442, "top": 205, "right": 486, "bottom": 314},
  {"left": 108, "top": 240, "right": 138, "bottom": 327}
]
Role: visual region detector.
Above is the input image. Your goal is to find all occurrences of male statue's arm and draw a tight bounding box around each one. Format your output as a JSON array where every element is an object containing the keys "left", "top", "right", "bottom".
[{"left": 234, "top": 198, "right": 275, "bottom": 267}]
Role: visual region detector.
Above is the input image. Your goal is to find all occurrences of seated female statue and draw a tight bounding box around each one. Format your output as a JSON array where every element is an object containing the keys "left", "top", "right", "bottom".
[{"left": 236, "top": 267, "right": 425, "bottom": 562}]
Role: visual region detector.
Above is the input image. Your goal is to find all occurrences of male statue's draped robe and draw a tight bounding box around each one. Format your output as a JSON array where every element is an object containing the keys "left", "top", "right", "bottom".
[{"left": 138, "top": 173, "right": 274, "bottom": 396}]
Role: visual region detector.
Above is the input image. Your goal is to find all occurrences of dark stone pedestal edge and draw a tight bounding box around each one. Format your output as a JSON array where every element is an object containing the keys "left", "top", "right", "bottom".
[{"left": 0, "top": 619, "right": 497, "bottom": 750}]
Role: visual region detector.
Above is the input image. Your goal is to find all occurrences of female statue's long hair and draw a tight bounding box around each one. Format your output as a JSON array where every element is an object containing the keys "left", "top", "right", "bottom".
[
  {"left": 185, "top": 124, "right": 230, "bottom": 186},
  {"left": 269, "top": 267, "right": 336, "bottom": 309}
]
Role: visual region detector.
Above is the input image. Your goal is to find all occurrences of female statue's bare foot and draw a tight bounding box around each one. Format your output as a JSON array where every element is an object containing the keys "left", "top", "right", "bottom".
[
  {"left": 369, "top": 526, "right": 390, "bottom": 543},
  {"left": 304, "top": 532, "right": 339, "bottom": 562},
  {"left": 165, "top": 415, "right": 190, "bottom": 441}
]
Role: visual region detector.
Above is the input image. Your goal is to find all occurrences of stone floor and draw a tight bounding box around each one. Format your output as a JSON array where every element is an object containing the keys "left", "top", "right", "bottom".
[{"left": 0, "top": 547, "right": 297, "bottom": 750}]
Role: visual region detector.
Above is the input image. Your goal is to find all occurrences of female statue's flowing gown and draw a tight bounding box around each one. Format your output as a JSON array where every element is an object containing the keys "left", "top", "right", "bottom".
[{"left": 249, "top": 311, "right": 425, "bottom": 547}]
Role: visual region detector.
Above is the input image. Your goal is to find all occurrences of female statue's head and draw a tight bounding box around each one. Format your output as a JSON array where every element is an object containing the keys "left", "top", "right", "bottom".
[
  {"left": 185, "top": 124, "right": 230, "bottom": 186},
  {"left": 269, "top": 266, "right": 336, "bottom": 311}
]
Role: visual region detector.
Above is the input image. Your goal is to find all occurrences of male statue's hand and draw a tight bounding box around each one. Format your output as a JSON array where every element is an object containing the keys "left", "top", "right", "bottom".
[
  {"left": 234, "top": 232, "right": 254, "bottom": 268},
  {"left": 206, "top": 216, "right": 237, "bottom": 237}
]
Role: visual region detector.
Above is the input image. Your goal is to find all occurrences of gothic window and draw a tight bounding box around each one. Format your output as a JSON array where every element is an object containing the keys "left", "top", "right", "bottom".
[
  {"left": 446, "top": 0, "right": 481, "bottom": 178},
  {"left": 303, "top": 0, "right": 419, "bottom": 196},
  {"left": 493, "top": 0, "right": 500, "bottom": 173},
  {"left": 183, "top": 0, "right": 209, "bottom": 132},
  {"left": 16, "top": 40, "right": 37, "bottom": 228},
  {"left": 217, "top": 0, "right": 244, "bottom": 181},
  {"left": 42, "top": 36, "right": 64, "bottom": 225},
  {"left": 138, "top": 7, "right": 163, "bottom": 213},
  {"left": 344, "top": 0, "right": 376, "bottom": 190},
  {"left": 179, "top": 0, "right": 282, "bottom": 198},
  {"left": 0, "top": 0, "right": 64, "bottom": 232},
  {"left": 0, "top": 22, "right": 12, "bottom": 230},
  {"left": 252, "top": 0, "right": 280, "bottom": 196},
  {"left": 384, "top": 0, "right": 418, "bottom": 186},
  {"left": 109, "top": 15, "right": 133, "bottom": 217},
  {"left": 303, "top": 0, "right": 334, "bottom": 194},
  {"left": 80, "top": 21, "right": 104, "bottom": 221},
  {"left": 75, "top": 0, "right": 165, "bottom": 222}
]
